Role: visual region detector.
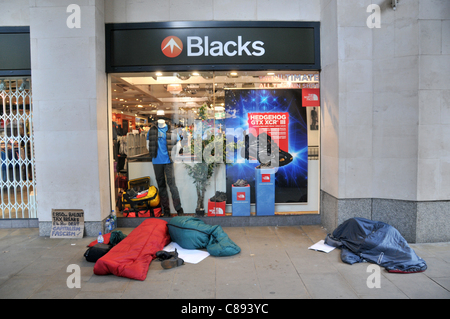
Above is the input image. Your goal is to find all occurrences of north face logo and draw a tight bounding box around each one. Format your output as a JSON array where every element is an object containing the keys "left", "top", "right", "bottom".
[
  {"left": 237, "top": 192, "right": 246, "bottom": 201},
  {"left": 161, "top": 36, "right": 183, "bottom": 58},
  {"left": 262, "top": 174, "right": 271, "bottom": 182},
  {"left": 305, "top": 94, "right": 319, "bottom": 101}
]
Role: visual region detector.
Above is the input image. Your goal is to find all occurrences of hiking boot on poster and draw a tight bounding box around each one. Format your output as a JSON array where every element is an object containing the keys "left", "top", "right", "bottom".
[{"left": 242, "top": 132, "right": 293, "bottom": 167}]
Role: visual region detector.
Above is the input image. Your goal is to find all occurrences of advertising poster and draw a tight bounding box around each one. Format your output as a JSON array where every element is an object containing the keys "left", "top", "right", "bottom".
[{"left": 225, "top": 89, "right": 308, "bottom": 204}]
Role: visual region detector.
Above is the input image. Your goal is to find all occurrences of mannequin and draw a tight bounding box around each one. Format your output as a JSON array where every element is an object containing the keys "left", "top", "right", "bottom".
[{"left": 147, "top": 119, "right": 184, "bottom": 217}]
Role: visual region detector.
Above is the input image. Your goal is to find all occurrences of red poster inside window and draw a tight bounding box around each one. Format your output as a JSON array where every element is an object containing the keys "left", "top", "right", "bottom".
[
  {"left": 302, "top": 88, "right": 320, "bottom": 107},
  {"left": 248, "top": 112, "right": 289, "bottom": 152}
]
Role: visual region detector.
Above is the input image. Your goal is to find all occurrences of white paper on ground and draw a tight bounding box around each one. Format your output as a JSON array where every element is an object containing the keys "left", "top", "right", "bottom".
[
  {"left": 308, "top": 240, "right": 336, "bottom": 253},
  {"left": 163, "top": 242, "right": 210, "bottom": 264}
]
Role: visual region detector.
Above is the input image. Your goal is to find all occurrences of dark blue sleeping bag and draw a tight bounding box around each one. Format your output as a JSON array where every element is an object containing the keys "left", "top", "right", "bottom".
[{"left": 325, "top": 217, "right": 427, "bottom": 273}]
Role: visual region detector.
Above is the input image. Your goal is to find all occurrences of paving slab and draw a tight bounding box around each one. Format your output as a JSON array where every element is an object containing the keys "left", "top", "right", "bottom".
[{"left": 0, "top": 225, "right": 448, "bottom": 300}]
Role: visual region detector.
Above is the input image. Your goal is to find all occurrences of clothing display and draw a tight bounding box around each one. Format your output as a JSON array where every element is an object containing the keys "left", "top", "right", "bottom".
[
  {"left": 153, "top": 163, "right": 182, "bottom": 214},
  {"left": 146, "top": 121, "right": 177, "bottom": 161},
  {"left": 152, "top": 124, "right": 171, "bottom": 164},
  {"left": 147, "top": 120, "right": 183, "bottom": 216}
]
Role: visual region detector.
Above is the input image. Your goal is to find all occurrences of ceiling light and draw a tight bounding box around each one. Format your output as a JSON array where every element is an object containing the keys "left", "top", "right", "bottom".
[
  {"left": 157, "top": 110, "right": 165, "bottom": 116},
  {"left": 230, "top": 72, "right": 238, "bottom": 76},
  {"left": 167, "top": 84, "right": 183, "bottom": 95},
  {"left": 156, "top": 72, "right": 163, "bottom": 76}
]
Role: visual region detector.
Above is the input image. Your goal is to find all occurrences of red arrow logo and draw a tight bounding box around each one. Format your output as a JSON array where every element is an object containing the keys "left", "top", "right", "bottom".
[{"left": 161, "top": 36, "right": 183, "bottom": 58}]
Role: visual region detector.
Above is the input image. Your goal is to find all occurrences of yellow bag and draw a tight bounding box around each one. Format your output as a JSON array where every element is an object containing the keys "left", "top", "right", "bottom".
[
  {"left": 146, "top": 186, "right": 160, "bottom": 207},
  {"left": 123, "top": 177, "right": 160, "bottom": 209}
]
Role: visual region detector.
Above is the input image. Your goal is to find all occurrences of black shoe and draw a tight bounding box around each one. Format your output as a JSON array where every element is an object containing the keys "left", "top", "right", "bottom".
[
  {"left": 161, "top": 257, "right": 184, "bottom": 269},
  {"left": 256, "top": 162, "right": 273, "bottom": 169},
  {"left": 156, "top": 248, "right": 178, "bottom": 261},
  {"left": 176, "top": 208, "right": 184, "bottom": 216},
  {"left": 210, "top": 191, "right": 227, "bottom": 202},
  {"left": 162, "top": 207, "right": 171, "bottom": 218},
  {"left": 233, "top": 179, "right": 248, "bottom": 187},
  {"left": 242, "top": 132, "right": 293, "bottom": 167}
]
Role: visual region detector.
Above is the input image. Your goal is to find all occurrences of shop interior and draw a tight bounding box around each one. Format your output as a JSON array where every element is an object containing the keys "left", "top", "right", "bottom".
[{"left": 109, "top": 71, "right": 320, "bottom": 218}]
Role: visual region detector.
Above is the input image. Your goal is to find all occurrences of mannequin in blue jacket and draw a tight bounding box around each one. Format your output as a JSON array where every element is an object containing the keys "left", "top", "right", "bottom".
[{"left": 146, "top": 119, "right": 183, "bottom": 217}]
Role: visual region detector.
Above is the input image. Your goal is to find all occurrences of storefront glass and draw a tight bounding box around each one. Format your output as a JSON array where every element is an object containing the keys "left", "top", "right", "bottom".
[
  {"left": 0, "top": 77, "right": 36, "bottom": 218},
  {"left": 110, "top": 71, "right": 320, "bottom": 218}
]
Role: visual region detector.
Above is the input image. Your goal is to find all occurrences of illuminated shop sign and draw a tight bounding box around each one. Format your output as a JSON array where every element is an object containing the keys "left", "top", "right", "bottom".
[{"left": 106, "top": 21, "right": 320, "bottom": 72}]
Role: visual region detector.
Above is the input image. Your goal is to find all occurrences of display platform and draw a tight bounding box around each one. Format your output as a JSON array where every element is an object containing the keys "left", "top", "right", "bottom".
[
  {"left": 231, "top": 184, "right": 251, "bottom": 216},
  {"left": 255, "top": 168, "right": 276, "bottom": 216}
]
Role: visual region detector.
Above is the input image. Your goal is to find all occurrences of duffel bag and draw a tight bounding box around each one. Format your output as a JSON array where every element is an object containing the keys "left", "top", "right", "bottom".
[
  {"left": 123, "top": 207, "right": 163, "bottom": 218},
  {"left": 123, "top": 186, "right": 160, "bottom": 208},
  {"left": 123, "top": 208, "right": 138, "bottom": 217},
  {"left": 138, "top": 207, "right": 162, "bottom": 218}
]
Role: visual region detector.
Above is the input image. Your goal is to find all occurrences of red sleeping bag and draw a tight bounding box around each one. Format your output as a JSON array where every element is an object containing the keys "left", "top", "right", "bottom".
[{"left": 93, "top": 219, "right": 171, "bottom": 281}]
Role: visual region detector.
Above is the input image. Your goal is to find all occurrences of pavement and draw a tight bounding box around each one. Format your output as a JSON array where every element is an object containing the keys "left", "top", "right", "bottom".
[{"left": 0, "top": 224, "right": 449, "bottom": 300}]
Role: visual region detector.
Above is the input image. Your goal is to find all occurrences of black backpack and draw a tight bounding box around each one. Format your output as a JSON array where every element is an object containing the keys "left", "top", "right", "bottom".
[{"left": 84, "top": 243, "right": 113, "bottom": 263}]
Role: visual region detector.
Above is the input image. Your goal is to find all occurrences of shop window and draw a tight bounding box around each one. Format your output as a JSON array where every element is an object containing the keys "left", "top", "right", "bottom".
[
  {"left": 0, "top": 77, "right": 37, "bottom": 218},
  {"left": 110, "top": 71, "right": 320, "bottom": 218}
]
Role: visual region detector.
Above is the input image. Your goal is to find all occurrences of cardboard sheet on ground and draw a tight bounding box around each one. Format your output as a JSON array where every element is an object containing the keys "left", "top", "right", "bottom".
[
  {"left": 163, "top": 242, "right": 210, "bottom": 264},
  {"left": 308, "top": 240, "right": 336, "bottom": 253}
]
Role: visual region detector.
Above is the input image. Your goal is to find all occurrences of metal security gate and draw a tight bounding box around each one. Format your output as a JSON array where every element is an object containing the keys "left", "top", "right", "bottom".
[{"left": 0, "top": 77, "right": 37, "bottom": 218}]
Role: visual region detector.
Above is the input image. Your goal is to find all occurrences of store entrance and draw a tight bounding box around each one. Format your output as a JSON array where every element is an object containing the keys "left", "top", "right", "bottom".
[{"left": 108, "top": 71, "right": 320, "bottom": 218}]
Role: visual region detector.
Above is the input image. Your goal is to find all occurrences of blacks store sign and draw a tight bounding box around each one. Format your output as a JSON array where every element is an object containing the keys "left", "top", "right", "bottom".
[{"left": 106, "top": 21, "right": 320, "bottom": 72}]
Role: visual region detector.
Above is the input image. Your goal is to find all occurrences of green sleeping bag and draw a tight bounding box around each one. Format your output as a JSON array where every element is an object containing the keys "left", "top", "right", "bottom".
[{"left": 167, "top": 216, "right": 241, "bottom": 257}]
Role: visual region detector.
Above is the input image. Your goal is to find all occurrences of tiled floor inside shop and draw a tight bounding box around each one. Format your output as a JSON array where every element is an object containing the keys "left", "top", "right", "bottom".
[
  {"left": 0, "top": 224, "right": 449, "bottom": 299},
  {"left": 0, "top": 187, "right": 35, "bottom": 219}
]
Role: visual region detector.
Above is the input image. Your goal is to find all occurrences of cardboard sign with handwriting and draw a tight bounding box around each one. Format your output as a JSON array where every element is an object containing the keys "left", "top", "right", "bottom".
[{"left": 50, "top": 209, "right": 84, "bottom": 238}]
